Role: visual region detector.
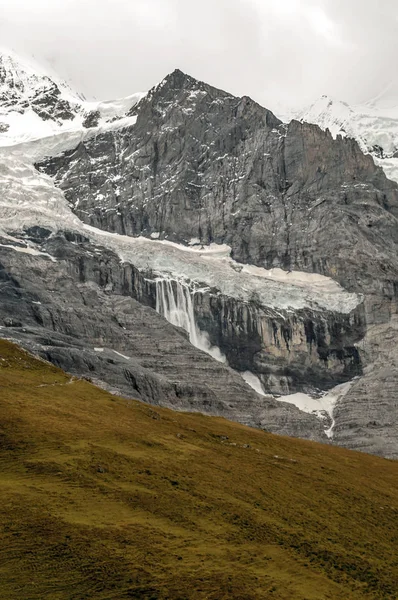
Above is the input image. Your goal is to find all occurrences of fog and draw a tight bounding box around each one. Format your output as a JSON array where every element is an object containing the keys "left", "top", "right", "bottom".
[{"left": 0, "top": 0, "right": 397, "bottom": 111}]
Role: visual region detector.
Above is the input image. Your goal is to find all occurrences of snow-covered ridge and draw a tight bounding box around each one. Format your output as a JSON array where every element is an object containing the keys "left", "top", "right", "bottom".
[
  {"left": 0, "top": 49, "right": 145, "bottom": 149},
  {"left": 293, "top": 94, "right": 398, "bottom": 184}
]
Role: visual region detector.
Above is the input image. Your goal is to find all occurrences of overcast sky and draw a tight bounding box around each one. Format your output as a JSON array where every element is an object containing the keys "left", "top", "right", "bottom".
[{"left": 0, "top": 0, "right": 397, "bottom": 112}]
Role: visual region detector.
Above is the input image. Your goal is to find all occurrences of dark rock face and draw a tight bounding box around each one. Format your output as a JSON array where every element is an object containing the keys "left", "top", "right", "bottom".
[
  {"left": 29, "top": 80, "right": 75, "bottom": 122},
  {"left": 0, "top": 234, "right": 327, "bottom": 442},
  {"left": 332, "top": 318, "right": 398, "bottom": 458},
  {"left": 193, "top": 293, "right": 364, "bottom": 394},
  {"left": 82, "top": 110, "right": 101, "bottom": 128},
  {"left": 39, "top": 70, "right": 398, "bottom": 322},
  {"left": 117, "top": 265, "right": 365, "bottom": 395}
]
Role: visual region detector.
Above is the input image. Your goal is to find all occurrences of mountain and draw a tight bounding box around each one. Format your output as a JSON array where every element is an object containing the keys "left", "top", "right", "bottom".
[
  {"left": 295, "top": 94, "right": 398, "bottom": 184},
  {"left": 1, "top": 51, "right": 398, "bottom": 456},
  {"left": 1, "top": 338, "right": 397, "bottom": 600},
  {"left": 0, "top": 49, "right": 144, "bottom": 146}
]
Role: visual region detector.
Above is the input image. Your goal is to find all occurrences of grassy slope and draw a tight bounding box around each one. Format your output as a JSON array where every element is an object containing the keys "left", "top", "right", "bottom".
[{"left": 0, "top": 340, "right": 397, "bottom": 600}]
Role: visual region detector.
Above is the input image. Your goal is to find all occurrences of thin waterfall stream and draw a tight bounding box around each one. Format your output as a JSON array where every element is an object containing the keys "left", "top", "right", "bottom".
[
  {"left": 155, "top": 277, "right": 269, "bottom": 398},
  {"left": 155, "top": 278, "right": 227, "bottom": 363}
]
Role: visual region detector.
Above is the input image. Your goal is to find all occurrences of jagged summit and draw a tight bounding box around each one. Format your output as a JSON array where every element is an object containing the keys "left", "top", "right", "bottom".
[
  {"left": 147, "top": 67, "right": 235, "bottom": 103},
  {"left": 0, "top": 48, "right": 83, "bottom": 145},
  {"left": 297, "top": 93, "right": 398, "bottom": 183},
  {"left": 0, "top": 49, "right": 79, "bottom": 115},
  {"left": 140, "top": 67, "right": 282, "bottom": 131},
  {"left": 0, "top": 48, "right": 145, "bottom": 148}
]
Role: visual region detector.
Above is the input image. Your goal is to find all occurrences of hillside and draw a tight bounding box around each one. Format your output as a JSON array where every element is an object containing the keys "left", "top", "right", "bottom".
[{"left": 0, "top": 339, "right": 397, "bottom": 600}]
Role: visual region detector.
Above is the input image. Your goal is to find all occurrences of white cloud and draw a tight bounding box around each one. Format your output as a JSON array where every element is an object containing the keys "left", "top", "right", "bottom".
[{"left": 0, "top": 0, "right": 397, "bottom": 112}]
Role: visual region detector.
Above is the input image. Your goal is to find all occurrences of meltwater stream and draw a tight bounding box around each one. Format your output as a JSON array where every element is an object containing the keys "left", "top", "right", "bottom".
[{"left": 155, "top": 278, "right": 227, "bottom": 363}]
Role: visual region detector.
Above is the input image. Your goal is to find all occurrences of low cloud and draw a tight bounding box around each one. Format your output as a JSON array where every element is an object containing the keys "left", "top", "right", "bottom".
[{"left": 0, "top": 0, "right": 397, "bottom": 112}]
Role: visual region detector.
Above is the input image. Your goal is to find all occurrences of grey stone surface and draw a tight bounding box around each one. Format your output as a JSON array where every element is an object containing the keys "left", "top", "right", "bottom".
[
  {"left": 0, "top": 233, "right": 327, "bottom": 442},
  {"left": 332, "top": 317, "right": 398, "bottom": 458}
]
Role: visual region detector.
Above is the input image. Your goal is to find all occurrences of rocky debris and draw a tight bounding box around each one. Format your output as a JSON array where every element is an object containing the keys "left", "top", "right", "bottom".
[{"left": 82, "top": 110, "right": 101, "bottom": 129}]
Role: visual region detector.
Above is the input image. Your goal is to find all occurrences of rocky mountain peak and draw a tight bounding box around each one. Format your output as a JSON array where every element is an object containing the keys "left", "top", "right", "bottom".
[
  {"left": 143, "top": 67, "right": 232, "bottom": 108},
  {"left": 2, "top": 50, "right": 398, "bottom": 457},
  {"left": 161, "top": 68, "right": 200, "bottom": 89},
  {"left": 136, "top": 67, "right": 281, "bottom": 134},
  {"left": 0, "top": 49, "right": 78, "bottom": 127}
]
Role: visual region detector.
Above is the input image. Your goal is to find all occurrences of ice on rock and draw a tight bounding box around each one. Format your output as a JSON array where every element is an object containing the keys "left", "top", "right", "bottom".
[
  {"left": 241, "top": 372, "right": 267, "bottom": 396},
  {"left": 293, "top": 94, "right": 398, "bottom": 184},
  {"left": 276, "top": 379, "right": 357, "bottom": 439}
]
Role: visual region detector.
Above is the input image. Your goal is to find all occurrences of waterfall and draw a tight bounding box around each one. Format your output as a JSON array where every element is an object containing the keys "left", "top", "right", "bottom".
[{"left": 155, "top": 278, "right": 227, "bottom": 363}]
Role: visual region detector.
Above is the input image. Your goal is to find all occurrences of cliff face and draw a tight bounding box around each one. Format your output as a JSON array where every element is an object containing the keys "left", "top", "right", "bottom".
[
  {"left": 0, "top": 228, "right": 327, "bottom": 442},
  {"left": 39, "top": 69, "right": 398, "bottom": 321},
  {"left": 110, "top": 264, "right": 365, "bottom": 395}
]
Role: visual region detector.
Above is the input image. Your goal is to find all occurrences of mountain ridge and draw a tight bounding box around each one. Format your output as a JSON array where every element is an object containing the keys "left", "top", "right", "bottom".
[{"left": 295, "top": 94, "right": 398, "bottom": 184}]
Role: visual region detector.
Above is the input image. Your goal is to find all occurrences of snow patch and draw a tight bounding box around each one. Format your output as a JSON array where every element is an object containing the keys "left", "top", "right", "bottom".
[
  {"left": 112, "top": 350, "right": 131, "bottom": 360},
  {"left": 241, "top": 372, "right": 266, "bottom": 396},
  {"left": 0, "top": 242, "right": 56, "bottom": 261},
  {"left": 276, "top": 379, "right": 357, "bottom": 438}
]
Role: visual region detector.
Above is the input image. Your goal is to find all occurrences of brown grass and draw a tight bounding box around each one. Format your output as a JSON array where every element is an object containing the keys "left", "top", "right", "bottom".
[{"left": 0, "top": 339, "right": 397, "bottom": 599}]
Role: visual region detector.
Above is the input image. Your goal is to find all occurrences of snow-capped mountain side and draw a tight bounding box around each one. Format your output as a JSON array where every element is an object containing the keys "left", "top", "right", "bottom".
[
  {"left": 0, "top": 158, "right": 329, "bottom": 443},
  {"left": 295, "top": 94, "right": 398, "bottom": 184},
  {"left": 1, "top": 52, "right": 398, "bottom": 455},
  {"left": 0, "top": 49, "right": 145, "bottom": 147}
]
